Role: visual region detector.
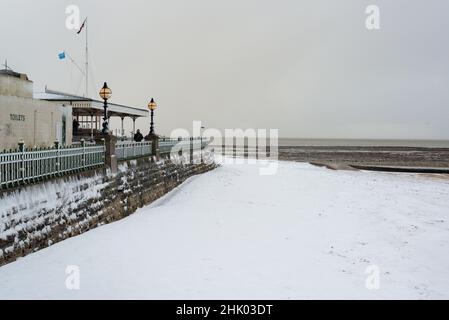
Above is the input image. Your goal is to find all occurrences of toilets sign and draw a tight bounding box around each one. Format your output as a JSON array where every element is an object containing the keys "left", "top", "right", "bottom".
[{"left": 10, "top": 114, "right": 26, "bottom": 122}]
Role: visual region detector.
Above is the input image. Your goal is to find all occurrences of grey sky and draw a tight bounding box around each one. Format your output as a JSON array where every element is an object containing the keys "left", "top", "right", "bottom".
[{"left": 1, "top": 0, "right": 448, "bottom": 139}]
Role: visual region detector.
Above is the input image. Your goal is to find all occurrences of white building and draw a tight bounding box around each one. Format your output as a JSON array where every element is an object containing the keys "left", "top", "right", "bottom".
[
  {"left": 0, "top": 68, "right": 72, "bottom": 150},
  {"left": 1, "top": 67, "right": 149, "bottom": 151}
]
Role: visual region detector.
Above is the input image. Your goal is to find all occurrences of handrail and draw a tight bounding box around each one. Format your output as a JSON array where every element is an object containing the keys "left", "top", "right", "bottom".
[
  {"left": 115, "top": 141, "right": 153, "bottom": 160},
  {"left": 0, "top": 137, "right": 211, "bottom": 189},
  {"left": 0, "top": 141, "right": 105, "bottom": 189}
]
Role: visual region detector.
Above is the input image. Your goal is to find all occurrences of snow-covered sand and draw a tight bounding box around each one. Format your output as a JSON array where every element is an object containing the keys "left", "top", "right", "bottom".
[{"left": 1, "top": 160, "right": 449, "bottom": 299}]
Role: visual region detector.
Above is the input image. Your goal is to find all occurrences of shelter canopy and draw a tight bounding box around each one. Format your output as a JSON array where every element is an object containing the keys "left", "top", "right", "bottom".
[{"left": 35, "top": 88, "right": 148, "bottom": 119}]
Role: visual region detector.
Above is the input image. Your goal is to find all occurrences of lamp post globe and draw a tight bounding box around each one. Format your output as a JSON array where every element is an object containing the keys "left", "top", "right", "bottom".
[
  {"left": 148, "top": 98, "right": 157, "bottom": 136},
  {"left": 99, "top": 82, "right": 112, "bottom": 134}
]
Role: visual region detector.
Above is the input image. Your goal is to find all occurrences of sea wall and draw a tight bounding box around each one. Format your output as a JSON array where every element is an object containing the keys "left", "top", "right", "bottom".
[{"left": 0, "top": 156, "right": 217, "bottom": 266}]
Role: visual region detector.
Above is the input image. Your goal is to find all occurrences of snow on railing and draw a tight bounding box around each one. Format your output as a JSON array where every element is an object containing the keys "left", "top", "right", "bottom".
[
  {"left": 115, "top": 141, "right": 153, "bottom": 160},
  {"left": 0, "top": 141, "right": 105, "bottom": 190}
]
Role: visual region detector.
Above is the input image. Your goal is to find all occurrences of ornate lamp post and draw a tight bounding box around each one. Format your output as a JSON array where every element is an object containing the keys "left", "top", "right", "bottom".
[
  {"left": 99, "top": 82, "right": 112, "bottom": 134},
  {"left": 95, "top": 82, "right": 117, "bottom": 174},
  {"left": 145, "top": 98, "right": 160, "bottom": 160},
  {"left": 148, "top": 98, "right": 157, "bottom": 136}
]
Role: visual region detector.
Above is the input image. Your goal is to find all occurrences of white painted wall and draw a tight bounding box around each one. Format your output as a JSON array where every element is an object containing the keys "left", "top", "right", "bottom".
[
  {"left": 0, "top": 72, "right": 73, "bottom": 150},
  {"left": 0, "top": 74, "right": 33, "bottom": 99},
  {"left": 0, "top": 95, "right": 72, "bottom": 150}
]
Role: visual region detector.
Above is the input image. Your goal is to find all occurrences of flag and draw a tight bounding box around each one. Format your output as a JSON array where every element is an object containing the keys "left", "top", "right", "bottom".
[
  {"left": 58, "top": 52, "right": 66, "bottom": 60},
  {"left": 77, "top": 18, "right": 87, "bottom": 34}
]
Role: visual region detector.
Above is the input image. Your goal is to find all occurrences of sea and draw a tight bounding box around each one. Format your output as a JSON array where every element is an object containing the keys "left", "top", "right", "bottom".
[
  {"left": 210, "top": 138, "right": 449, "bottom": 148},
  {"left": 277, "top": 139, "right": 449, "bottom": 148}
]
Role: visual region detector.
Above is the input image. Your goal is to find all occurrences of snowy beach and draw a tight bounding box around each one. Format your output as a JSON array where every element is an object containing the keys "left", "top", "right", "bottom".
[{"left": 0, "top": 159, "right": 448, "bottom": 299}]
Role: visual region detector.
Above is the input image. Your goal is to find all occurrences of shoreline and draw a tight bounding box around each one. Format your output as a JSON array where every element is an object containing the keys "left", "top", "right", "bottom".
[
  {"left": 277, "top": 138, "right": 449, "bottom": 149},
  {"left": 277, "top": 145, "right": 449, "bottom": 169},
  {"left": 213, "top": 145, "right": 449, "bottom": 170}
]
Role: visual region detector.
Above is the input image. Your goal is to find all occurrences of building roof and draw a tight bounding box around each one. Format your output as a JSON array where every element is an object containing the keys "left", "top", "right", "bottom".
[
  {"left": 0, "top": 69, "right": 30, "bottom": 81},
  {"left": 35, "top": 88, "right": 148, "bottom": 118}
]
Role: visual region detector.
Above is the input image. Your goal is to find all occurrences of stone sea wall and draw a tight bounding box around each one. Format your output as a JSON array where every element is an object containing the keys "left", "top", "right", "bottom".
[{"left": 0, "top": 156, "right": 217, "bottom": 266}]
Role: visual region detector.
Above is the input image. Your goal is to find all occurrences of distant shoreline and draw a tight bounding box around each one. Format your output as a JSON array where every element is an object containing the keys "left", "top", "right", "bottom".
[
  {"left": 210, "top": 139, "right": 449, "bottom": 148},
  {"left": 212, "top": 144, "right": 449, "bottom": 169},
  {"left": 277, "top": 139, "right": 449, "bottom": 148},
  {"left": 278, "top": 145, "right": 449, "bottom": 151},
  {"left": 277, "top": 145, "right": 449, "bottom": 169},
  {"left": 210, "top": 136, "right": 449, "bottom": 168}
]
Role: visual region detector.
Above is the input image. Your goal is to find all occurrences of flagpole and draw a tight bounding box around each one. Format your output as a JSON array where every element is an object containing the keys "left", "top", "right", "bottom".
[{"left": 85, "top": 18, "right": 88, "bottom": 98}]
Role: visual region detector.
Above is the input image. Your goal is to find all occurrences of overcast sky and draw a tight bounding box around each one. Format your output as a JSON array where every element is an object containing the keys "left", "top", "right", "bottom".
[{"left": 1, "top": 0, "right": 448, "bottom": 139}]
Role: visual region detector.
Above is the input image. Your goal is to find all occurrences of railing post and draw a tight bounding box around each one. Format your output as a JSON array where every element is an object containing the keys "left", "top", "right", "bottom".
[
  {"left": 177, "top": 138, "right": 180, "bottom": 157},
  {"left": 81, "top": 139, "right": 86, "bottom": 169},
  {"left": 147, "top": 135, "right": 160, "bottom": 162},
  {"left": 18, "top": 140, "right": 25, "bottom": 183},
  {"left": 190, "top": 137, "right": 194, "bottom": 164},
  {"left": 95, "top": 136, "right": 116, "bottom": 173},
  {"left": 54, "top": 140, "right": 60, "bottom": 175},
  {"left": 256, "top": 138, "right": 259, "bottom": 160},
  {"left": 101, "top": 138, "right": 106, "bottom": 166},
  {"left": 200, "top": 136, "right": 203, "bottom": 163}
]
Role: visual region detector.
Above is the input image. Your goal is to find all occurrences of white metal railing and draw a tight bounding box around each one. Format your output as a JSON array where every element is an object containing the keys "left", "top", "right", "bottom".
[
  {"left": 0, "top": 142, "right": 105, "bottom": 189},
  {"left": 159, "top": 139, "right": 189, "bottom": 155},
  {"left": 159, "top": 138, "right": 209, "bottom": 155},
  {"left": 115, "top": 141, "right": 153, "bottom": 160},
  {"left": 0, "top": 138, "right": 211, "bottom": 189},
  {"left": 72, "top": 140, "right": 96, "bottom": 147},
  {"left": 115, "top": 138, "right": 208, "bottom": 158}
]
